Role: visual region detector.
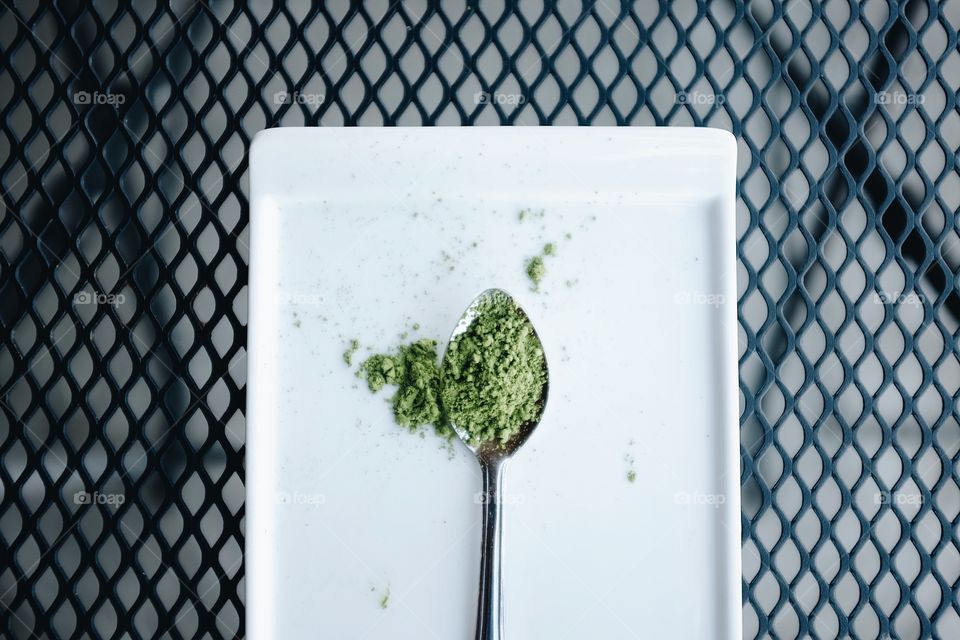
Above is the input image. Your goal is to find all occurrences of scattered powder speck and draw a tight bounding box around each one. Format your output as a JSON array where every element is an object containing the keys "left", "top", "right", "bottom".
[
  {"left": 525, "top": 240, "right": 557, "bottom": 289},
  {"left": 343, "top": 339, "right": 360, "bottom": 365},
  {"left": 442, "top": 438, "right": 457, "bottom": 460},
  {"left": 525, "top": 256, "right": 546, "bottom": 288},
  {"left": 625, "top": 452, "right": 637, "bottom": 483},
  {"left": 518, "top": 208, "right": 544, "bottom": 222}
]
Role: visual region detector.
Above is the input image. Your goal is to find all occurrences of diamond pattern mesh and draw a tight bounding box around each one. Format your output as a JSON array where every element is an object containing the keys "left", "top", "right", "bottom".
[{"left": 1, "top": 1, "right": 958, "bottom": 638}]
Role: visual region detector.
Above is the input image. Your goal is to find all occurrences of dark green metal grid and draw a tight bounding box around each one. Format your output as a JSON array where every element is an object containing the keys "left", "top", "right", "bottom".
[{"left": 1, "top": 1, "right": 958, "bottom": 638}]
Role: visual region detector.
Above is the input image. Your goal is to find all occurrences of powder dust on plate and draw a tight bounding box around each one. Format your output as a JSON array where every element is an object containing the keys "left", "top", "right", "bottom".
[
  {"left": 525, "top": 241, "right": 558, "bottom": 289},
  {"left": 342, "top": 339, "right": 360, "bottom": 365},
  {"left": 525, "top": 256, "right": 546, "bottom": 288}
]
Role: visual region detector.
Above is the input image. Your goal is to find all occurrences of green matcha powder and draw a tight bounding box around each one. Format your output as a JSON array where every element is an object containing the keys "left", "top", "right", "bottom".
[
  {"left": 525, "top": 242, "right": 557, "bottom": 289},
  {"left": 441, "top": 291, "right": 547, "bottom": 444},
  {"left": 356, "top": 292, "right": 547, "bottom": 446},
  {"left": 358, "top": 339, "right": 450, "bottom": 438}
]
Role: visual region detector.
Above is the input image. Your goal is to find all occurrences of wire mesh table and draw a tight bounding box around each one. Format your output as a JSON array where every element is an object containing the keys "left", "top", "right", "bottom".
[{"left": 0, "top": 1, "right": 958, "bottom": 638}]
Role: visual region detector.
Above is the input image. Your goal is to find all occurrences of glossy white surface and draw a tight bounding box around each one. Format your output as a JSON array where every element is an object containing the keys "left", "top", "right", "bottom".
[{"left": 247, "top": 127, "right": 740, "bottom": 639}]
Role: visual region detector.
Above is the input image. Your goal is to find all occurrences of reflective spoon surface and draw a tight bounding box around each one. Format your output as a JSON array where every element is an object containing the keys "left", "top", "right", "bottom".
[{"left": 441, "top": 288, "right": 549, "bottom": 640}]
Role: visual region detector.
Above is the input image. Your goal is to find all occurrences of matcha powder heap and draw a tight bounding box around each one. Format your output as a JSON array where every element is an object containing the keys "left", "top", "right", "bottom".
[
  {"left": 441, "top": 291, "right": 547, "bottom": 445},
  {"left": 359, "top": 339, "right": 450, "bottom": 437},
  {"left": 355, "top": 292, "right": 547, "bottom": 447}
]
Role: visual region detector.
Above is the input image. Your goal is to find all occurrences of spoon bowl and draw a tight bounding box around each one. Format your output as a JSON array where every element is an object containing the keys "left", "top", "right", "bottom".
[{"left": 444, "top": 288, "right": 549, "bottom": 462}]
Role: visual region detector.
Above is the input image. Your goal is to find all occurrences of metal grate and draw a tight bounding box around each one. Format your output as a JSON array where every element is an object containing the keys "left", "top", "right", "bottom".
[{"left": 1, "top": 1, "right": 958, "bottom": 638}]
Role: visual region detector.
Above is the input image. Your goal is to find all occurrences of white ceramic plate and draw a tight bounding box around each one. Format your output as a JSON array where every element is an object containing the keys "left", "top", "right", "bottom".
[{"left": 247, "top": 127, "right": 740, "bottom": 639}]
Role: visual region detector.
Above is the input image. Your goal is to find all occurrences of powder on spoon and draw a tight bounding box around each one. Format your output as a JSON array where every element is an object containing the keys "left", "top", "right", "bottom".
[
  {"left": 356, "top": 293, "right": 547, "bottom": 446},
  {"left": 440, "top": 291, "right": 547, "bottom": 445}
]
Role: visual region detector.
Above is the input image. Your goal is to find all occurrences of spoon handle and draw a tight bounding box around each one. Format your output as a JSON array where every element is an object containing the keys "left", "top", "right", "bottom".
[{"left": 475, "top": 460, "right": 504, "bottom": 640}]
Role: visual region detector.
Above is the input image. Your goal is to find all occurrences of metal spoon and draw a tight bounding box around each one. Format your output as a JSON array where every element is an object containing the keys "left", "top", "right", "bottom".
[{"left": 441, "top": 288, "right": 549, "bottom": 640}]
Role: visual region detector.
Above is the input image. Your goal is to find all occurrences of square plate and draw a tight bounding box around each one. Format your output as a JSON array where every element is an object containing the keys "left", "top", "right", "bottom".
[{"left": 247, "top": 127, "right": 740, "bottom": 639}]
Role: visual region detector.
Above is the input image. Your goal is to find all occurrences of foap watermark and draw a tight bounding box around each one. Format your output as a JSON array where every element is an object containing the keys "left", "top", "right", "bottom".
[
  {"left": 276, "top": 491, "right": 326, "bottom": 507},
  {"left": 676, "top": 90, "right": 725, "bottom": 105},
  {"left": 274, "top": 290, "right": 325, "bottom": 307},
  {"left": 872, "top": 291, "right": 924, "bottom": 308},
  {"left": 875, "top": 91, "right": 924, "bottom": 106},
  {"left": 473, "top": 490, "right": 525, "bottom": 505},
  {"left": 873, "top": 490, "right": 923, "bottom": 506},
  {"left": 473, "top": 91, "right": 526, "bottom": 106},
  {"left": 74, "top": 490, "right": 125, "bottom": 507},
  {"left": 74, "top": 291, "right": 125, "bottom": 307},
  {"left": 674, "top": 491, "right": 726, "bottom": 508},
  {"left": 73, "top": 90, "right": 126, "bottom": 106},
  {"left": 673, "top": 290, "right": 726, "bottom": 308},
  {"left": 273, "top": 90, "right": 325, "bottom": 107}
]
